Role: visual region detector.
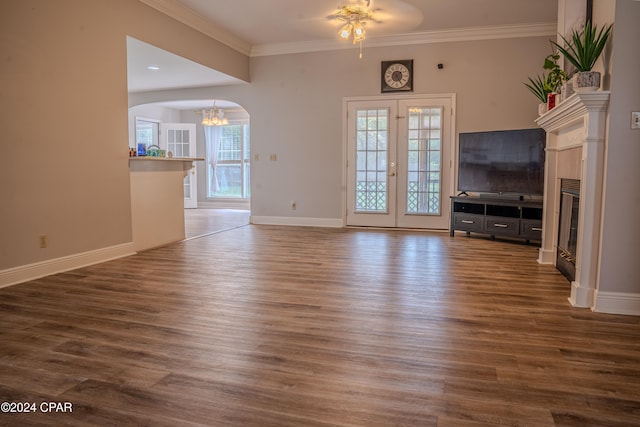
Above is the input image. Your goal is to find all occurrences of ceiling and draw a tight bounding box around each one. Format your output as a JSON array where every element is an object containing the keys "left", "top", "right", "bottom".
[
  {"left": 174, "top": 0, "right": 557, "bottom": 47},
  {"left": 126, "top": 37, "right": 245, "bottom": 93},
  {"left": 129, "top": 0, "right": 558, "bottom": 109}
]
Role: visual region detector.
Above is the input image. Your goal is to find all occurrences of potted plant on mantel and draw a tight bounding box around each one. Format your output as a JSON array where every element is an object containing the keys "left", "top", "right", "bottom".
[
  {"left": 552, "top": 20, "right": 613, "bottom": 92},
  {"left": 543, "top": 52, "right": 567, "bottom": 110},
  {"left": 524, "top": 73, "right": 553, "bottom": 116},
  {"left": 524, "top": 52, "right": 567, "bottom": 115}
]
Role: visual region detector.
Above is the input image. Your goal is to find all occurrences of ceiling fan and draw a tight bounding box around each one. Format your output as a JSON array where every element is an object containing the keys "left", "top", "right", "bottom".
[{"left": 329, "top": 0, "right": 384, "bottom": 57}]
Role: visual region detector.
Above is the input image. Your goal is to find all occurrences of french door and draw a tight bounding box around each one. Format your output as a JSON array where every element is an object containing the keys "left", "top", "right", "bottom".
[
  {"left": 161, "top": 123, "right": 197, "bottom": 209},
  {"left": 346, "top": 95, "right": 454, "bottom": 229}
]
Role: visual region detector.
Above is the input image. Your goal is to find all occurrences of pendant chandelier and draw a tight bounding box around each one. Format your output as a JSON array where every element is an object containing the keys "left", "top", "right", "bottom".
[
  {"left": 335, "top": 1, "right": 374, "bottom": 58},
  {"left": 201, "top": 101, "right": 228, "bottom": 126}
]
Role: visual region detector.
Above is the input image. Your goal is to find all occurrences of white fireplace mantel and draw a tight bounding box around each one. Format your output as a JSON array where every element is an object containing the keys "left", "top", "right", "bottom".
[
  {"left": 536, "top": 91, "right": 610, "bottom": 135},
  {"left": 535, "top": 92, "right": 610, "bottom": 309}
]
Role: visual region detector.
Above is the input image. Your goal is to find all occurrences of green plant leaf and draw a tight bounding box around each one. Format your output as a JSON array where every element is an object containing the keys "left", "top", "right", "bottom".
[
  {"left": 552, "top": 21, "right": 613, "bottom": 72},
  {"left": 523, "top": 74, "right": 550, "bottom": 103},
  {"left": 542, "top": 52, "right": 567, "bottom": 92}
]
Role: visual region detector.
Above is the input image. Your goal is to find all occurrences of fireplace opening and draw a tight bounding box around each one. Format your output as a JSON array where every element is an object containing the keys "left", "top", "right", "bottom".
[{"left": 557, "top": 179, "right": 580, "bottom": 282}]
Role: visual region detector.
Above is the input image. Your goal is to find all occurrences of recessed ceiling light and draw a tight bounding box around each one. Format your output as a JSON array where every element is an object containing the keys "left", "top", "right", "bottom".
[{"left": 147, "top": 65, "right": 160, "bottom": 71}]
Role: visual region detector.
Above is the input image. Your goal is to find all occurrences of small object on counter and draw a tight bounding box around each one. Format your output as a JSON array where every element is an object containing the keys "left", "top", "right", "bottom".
[
  {"left": 137, "top": 143, "right": 147, "bottom": 156},
  {"left": 147, "top": 145, "right": 166, "bottom": 157}
]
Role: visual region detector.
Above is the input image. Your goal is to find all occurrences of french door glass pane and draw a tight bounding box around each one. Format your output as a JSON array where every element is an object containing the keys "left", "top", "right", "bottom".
[
  {"left": 355, "top": 109, "right": 388, "bottom": 212},
  {"left": 184, "top": 179, "right": 190, "bottom": 198},
  {"left": 165, "top": 128, "right": 193, "bottom": 196},
  {"left": 406, "top": 107, "right": 442, "bottom": 215},
  {"left": 167, "top": 129, "right": 190, "bottom": 158}
]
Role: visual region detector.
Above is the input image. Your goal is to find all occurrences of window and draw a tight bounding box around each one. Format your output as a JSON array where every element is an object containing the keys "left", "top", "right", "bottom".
[
  {"left": 135, "top": 118, "right": 159, "bottom": 149},
  {"left": 206, "top": 122, "right": 250, "bottom": 198}
]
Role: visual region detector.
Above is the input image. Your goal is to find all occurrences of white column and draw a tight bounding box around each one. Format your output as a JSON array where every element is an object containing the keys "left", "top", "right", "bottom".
[
  {"left": 538, "top": 148, "right": 558, "bottom": 265},
  {"left": 569, "top": 107, "right": 608, "bottom": 308},
  {"left": 536, "top": 92, "right": 610, "bottom": 308}
]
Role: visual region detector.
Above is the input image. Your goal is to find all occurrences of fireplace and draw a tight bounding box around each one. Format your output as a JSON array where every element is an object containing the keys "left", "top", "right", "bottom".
[
  {"left": 557, "top": 179, "right": 580, "bottom": 282},
  {"left": 535, "top": 92, "right": 609, "bottom": 309}
]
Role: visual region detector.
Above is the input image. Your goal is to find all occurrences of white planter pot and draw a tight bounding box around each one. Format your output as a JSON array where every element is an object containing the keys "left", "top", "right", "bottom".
[
  {"left": 560, "top": 80, "right": 574, "bottom": 101},
  {"left": 538, "top": 102, "right": 548, "bottom": 116},
  {"left": 572, "top": 71, "right": 601, "bottom": 92}
]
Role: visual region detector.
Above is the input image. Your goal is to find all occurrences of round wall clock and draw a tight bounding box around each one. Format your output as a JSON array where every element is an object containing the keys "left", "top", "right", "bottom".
[{"left": 381, "top": 60, "right": 413, "bottom": 93}]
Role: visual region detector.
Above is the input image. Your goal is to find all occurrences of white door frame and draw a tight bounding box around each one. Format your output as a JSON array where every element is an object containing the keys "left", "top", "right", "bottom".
[{"left": 342, "top": 93, "right": 456, "bottom": 229}]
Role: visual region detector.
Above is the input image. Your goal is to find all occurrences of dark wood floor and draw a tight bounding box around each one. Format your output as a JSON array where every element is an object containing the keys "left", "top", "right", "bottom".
[{"left": 1, "top": 225, "right": 639, "bottom": 426}]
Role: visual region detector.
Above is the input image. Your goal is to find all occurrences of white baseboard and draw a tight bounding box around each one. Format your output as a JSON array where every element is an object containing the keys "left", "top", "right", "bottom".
[
  {"left": 250, "top": 216, "right": 343, "bottom": 228},
  {"left": 568, "top": 280, "right": 595, "bottom": 308},
  {"left": 537, "top": 248, "right": 555, "bottom": 265},
  {"left": 593, "top": 290, "right": 640, "bottom": 316},
  {"left": 0, "top": 242, "right": 136, "bottom": 288},
  {"left": 197, "top": 200, "right": 250, "bottom": 210}
]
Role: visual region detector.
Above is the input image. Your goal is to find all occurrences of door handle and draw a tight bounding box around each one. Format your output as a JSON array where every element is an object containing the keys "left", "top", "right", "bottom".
[{"left": 388, "top": 172, "right": 396, "bottom": 176}]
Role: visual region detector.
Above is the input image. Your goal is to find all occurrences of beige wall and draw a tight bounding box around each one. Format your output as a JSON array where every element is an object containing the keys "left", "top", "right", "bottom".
[
  {"left": 249, "top": 38, "right": 550, "bottom": 219},
  {"left": 131, "top": 36, "right": 552, "bottom": 220},
  {"left": 0, "top": 0, "right": 249, "bottom": 270},
  {"left": 598, "top": 0, "right": 640, "bottom": 295}
]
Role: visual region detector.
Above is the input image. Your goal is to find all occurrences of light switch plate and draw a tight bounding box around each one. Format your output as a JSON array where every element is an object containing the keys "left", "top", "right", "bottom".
[{"left": 632, "top": 112, "right": 640, "bottom": 129}]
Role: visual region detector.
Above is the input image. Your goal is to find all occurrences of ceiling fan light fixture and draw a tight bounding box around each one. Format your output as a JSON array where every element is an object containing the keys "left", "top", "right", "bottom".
[
  {"left": 334, "top": 2, "right": 374, "bottom": 58},
  {"left": 353, "top": 21, "right": 366, "bottom": 43},
  {"left": 338, "top": 22, "right": 353, "bottom": 39}
]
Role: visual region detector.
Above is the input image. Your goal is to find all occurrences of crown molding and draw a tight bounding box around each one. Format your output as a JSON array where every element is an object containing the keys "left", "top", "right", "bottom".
[
  {"left": 251, "top": 22, "right": 557, "bottom": 57},
  {"left": 138, "top": 0, "right": 252, "bottom": 56},
  {"left": 137, "top": 1, "right": 556, "bottom": 59}
]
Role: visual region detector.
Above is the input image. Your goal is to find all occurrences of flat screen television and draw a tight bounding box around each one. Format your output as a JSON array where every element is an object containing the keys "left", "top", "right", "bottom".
[{"left": 457, "top": 128, "right": 546, "bottom": 196}]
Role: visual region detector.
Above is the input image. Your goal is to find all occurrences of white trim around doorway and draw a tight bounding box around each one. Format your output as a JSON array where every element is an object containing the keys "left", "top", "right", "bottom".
[{"left": 341, "top": 93, "right": 457, "bottom": 228}]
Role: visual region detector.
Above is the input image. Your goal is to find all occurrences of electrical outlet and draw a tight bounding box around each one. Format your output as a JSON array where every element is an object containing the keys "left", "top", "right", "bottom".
[
  {"left": 270, "top": 153, "right": 277, "bottom": 161},
  {"left": 632, "top": 112, "right": 640, "bottom": 129},
  {"left": 39, "top": 235, "right": 47, "bottom": 248}
]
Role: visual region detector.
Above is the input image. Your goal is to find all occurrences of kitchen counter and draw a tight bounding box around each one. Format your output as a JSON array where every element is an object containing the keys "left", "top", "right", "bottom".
[{"left": 129, "top": 157, "right": 204, "bottom": 251}]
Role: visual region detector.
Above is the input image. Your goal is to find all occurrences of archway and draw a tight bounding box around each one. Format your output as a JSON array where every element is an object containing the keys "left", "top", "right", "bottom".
[{"left": 128, "top": 99, "right": 251, "bottom": 238}]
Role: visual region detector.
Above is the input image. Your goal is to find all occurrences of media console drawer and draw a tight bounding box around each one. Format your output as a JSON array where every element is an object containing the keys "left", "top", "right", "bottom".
[
  {"left": 485, "top": 216, "right": 519, "bottom": 236},
  {"left": 521, "top": 219, "right": 543, "bottom": 240},
  {"left": 453, "top": 214, "right": 484, "bottom": 233}
]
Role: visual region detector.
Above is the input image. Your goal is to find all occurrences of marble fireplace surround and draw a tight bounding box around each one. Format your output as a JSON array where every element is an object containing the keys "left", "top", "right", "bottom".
[{"left": 535, "top": 92, "right": 610, "bottom": 310}]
